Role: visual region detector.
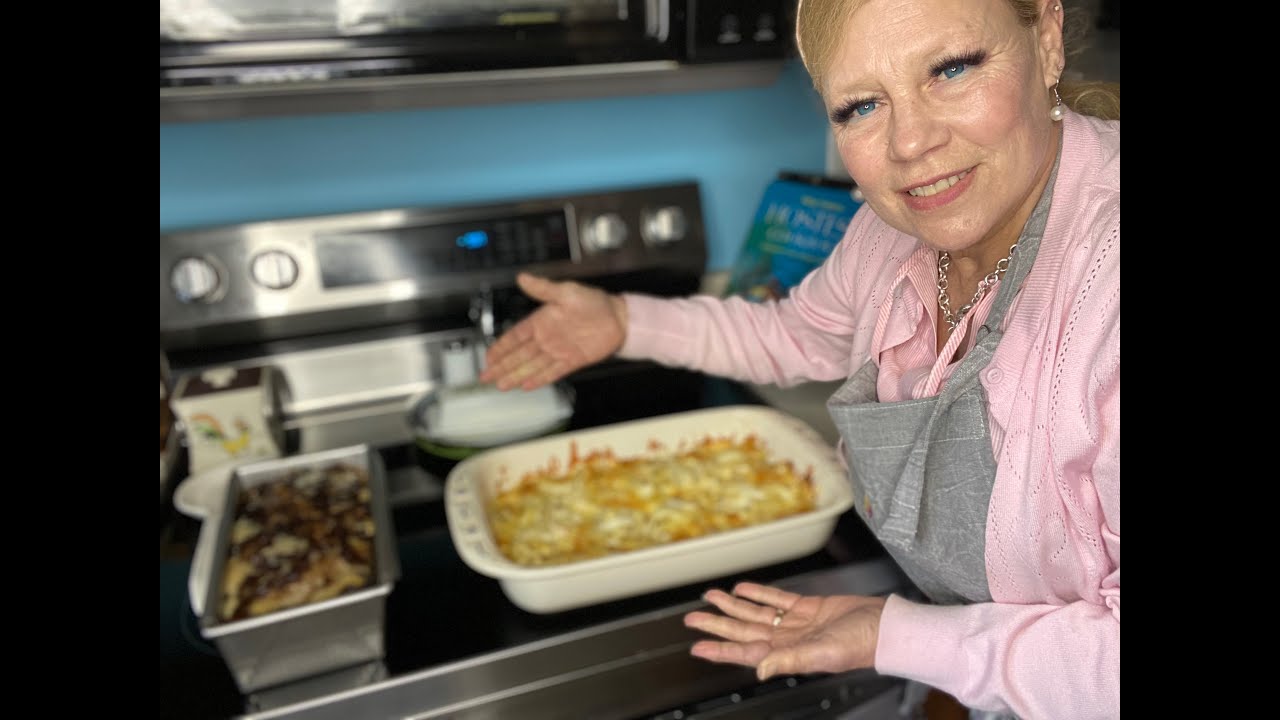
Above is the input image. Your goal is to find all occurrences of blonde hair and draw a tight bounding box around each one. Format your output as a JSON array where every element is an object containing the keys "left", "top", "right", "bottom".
[{"left": 795, "top": 0, "right": 1120, "bottom": 121}]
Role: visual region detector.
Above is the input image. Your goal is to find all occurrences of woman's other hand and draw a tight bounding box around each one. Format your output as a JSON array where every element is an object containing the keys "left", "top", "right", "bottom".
[
  {"left": 479, "top": 273, "right": 628, "bottom": 391},
  {"left": 684, "top": 582, "right": 887, "bottom": 681}
]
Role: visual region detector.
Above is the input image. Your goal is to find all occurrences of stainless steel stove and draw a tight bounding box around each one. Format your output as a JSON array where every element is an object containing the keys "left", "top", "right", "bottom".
[{"left": 158, "top": 181, "right": 913, "bottom": 720}]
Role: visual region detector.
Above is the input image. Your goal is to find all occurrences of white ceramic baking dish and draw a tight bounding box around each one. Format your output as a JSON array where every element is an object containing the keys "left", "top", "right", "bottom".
[{"left": 444, "top": 404, "right": 854, "bottom": 613}]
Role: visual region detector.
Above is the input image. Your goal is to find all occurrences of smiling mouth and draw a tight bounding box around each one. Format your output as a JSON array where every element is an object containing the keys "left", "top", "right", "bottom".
[{"left": 906, "top": 169, "right": 972, "bottom": 197}]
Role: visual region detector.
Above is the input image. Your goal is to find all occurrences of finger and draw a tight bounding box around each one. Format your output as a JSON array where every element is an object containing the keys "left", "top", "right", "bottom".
[
  {"left": 690, "top": 639, "right": 773, "bottom": 669},
  {"left": 482, "top": 345, "right": 544, "bottom": 388},
  {"left": 515, "top": 273, "right": 564, "bottom": 304},
  {"left": 481, "top": 339, "right": 530, "bottom": 384},
  {"left": 684, "top": 610, "right": 773, "bottom": 644},
  {"left": 495, "top": 360, "right": 549, "bottom": 392},
  {"left": 702, "top": 588, "right": 778, "bottom": 626},
  {"left": 482, "top": 321, "right": 537, "bottom": 370},
  {"left": 732, "top": 582, "right": 802, "bottom": 612}
]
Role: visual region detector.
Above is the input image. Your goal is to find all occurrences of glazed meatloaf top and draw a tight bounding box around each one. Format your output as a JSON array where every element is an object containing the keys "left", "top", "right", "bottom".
[{"left": 218, "top": 463, "right": 376, "bottom": 622}]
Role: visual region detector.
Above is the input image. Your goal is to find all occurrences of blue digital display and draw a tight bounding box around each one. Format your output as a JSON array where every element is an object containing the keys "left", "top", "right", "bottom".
[
  {"left": 315, "top": 210, "right": 569, "bottom": 289},
  {"left": 456, "top": 230, "right": 489, "bottom": 250}
]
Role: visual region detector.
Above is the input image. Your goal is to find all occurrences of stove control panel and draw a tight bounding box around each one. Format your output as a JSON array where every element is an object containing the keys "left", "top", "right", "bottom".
[
  {"left": 170, "top": 255, "right": 224, "bottom": 303},
  {"left": 579, "top": 212, "right": 628, "bottom": 254},
  {"left": 250, "top": 250, "right": 300, "bottom": 290},
  {"left": 160, "top": 182, "right": 707, "bottom": 342},
  {"left": 642, "top": 206, "right": 688, "bottom": 245}
]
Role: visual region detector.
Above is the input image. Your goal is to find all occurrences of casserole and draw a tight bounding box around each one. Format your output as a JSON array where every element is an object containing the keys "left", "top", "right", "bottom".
[
  {"left": 196, "top": 444, "right": 400, "bottom": 693},
  {"left": 445, "top": 405, "right": 854, "bottom": 613}
]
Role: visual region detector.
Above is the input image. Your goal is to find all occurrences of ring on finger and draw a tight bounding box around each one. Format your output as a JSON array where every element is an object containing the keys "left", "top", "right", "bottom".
[{"left": 772, "top": 607, "right": 786, "bottom": 627}]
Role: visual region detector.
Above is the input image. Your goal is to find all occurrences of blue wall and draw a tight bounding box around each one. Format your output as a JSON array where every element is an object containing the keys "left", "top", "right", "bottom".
[{"left": 160, "top": 61, "right": 829, "bottom": 271}]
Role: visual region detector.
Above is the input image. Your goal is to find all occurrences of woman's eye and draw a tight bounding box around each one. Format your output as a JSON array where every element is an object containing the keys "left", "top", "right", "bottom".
[
  {"left": 941, "top": 63, "right": 967, "bottom": 79},
  {"left": 831, "top": 99, "right": 880, "bottom": 125}
]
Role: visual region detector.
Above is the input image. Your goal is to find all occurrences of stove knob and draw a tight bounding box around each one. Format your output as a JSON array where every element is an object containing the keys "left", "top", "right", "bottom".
[
  {"left": 642, "top": 206, "right": 687, "bottom": 245},
  {"left": 170, "top": 256, "right": 221, "bottom": 304},
  {"left": 581, "top": 213, "right": 628, "bottom": 253},
  {"left": 251, "top": 250, "right": 299, "bottom": 290}
]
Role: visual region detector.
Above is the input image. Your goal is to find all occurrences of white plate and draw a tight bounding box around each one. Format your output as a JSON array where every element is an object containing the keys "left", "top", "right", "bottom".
[
  {"left": 413, "top": 381, "right": 574, "bottom": 449},
  {"left": 173, "top": 462, "right": 241, "bottom": 519},
  {"left": 424, "top": 414, "right": 571, "bottom": 448}
]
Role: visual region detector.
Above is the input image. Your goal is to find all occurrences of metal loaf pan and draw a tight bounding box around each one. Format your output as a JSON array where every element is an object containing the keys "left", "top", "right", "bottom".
[
  {"left": 445, "top": 405, "right": 855, "bottom": 613},
  {"left": 198, "top": 444, "right": 400, "bottom": 693}
]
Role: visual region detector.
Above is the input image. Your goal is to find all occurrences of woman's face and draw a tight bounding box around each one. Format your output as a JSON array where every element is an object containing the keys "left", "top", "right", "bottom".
[{"left": 822, "top": 0, "right": 1064, "bottom": 257}]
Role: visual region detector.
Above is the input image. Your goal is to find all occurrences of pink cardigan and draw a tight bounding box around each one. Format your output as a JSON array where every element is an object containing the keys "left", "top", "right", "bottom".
[{"left": 618, "top": 109, "right": 1120, "bottom": 719}]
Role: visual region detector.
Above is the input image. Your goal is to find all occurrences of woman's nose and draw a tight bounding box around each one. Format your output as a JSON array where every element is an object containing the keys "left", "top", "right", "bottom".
[{"left": 887, "top": 99, "right": 948, "bottom": 162}]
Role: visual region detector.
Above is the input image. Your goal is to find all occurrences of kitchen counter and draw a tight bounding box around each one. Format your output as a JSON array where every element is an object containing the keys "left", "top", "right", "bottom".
[{"left": 748, "top": 380, "right": 844, "bottom": 446}]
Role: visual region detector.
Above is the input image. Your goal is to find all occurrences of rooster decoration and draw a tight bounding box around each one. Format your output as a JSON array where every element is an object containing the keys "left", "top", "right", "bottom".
[{"left": 189, "top": 413, "right": 252, "bottom": 457}]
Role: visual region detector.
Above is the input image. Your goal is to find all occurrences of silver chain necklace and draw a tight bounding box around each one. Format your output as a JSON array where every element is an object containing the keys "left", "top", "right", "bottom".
[{"left": 936, "top": 243, "right": 1018, "bottom": 334}]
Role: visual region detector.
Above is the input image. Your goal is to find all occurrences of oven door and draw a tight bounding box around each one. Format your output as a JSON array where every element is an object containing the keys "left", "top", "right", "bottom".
[{"left": 160, "top": 0, "right": 674, "bottom": 88}]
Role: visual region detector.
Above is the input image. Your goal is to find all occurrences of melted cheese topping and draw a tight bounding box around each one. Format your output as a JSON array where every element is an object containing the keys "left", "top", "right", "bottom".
[{"left": 489, "top": 436, "right": 816, "bottom": 566}]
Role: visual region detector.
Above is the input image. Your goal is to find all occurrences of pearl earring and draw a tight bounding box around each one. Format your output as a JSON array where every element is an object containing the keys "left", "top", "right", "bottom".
[{"left": 1049, "top": 82, "right": 1064, "bottom": 122}]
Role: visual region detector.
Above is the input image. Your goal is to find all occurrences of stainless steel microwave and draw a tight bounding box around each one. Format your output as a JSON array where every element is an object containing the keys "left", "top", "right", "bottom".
[{"left": 160, "top": 0, "right": 797, "bottom": 121}]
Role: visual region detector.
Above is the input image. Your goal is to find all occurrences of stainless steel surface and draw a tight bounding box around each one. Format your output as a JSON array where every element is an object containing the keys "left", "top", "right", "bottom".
[
  {"left": 159, "top": 0, "right": 795, "bottom": 123},
  {"left": 159, "top": 183, "right": 705, "bottom": 345},
  {"left": 238, "top": 558, "right": 906, "bottom": 720},
  {"left": 161, "top": 182, "right": 708, "bottom": 455},
  {"left": 161, "top": 60, "right": 788, "bottom": 123},
  {"left": 269, "top": 329, "right": 469, "bottom": 451},
  {"left": 469, "top": 289, "right": 496, "bottom": 344},
  {"left": 252, "top": 250, "right": 301, "bottom": 290},
  {"left": 160, "top": 0, "right": 629, "bottom": 40},
  {"left": 171, "top": 255, "right": 227, "bottom": 304},
  {"left": 200, "top": 445, "right": 401, "bottom": 693},
  {"left": 248, "top": 661, "right": 390, "bottom": 714}
]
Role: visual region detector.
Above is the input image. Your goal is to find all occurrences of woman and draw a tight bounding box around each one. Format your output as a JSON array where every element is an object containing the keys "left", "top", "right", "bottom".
[{"left": 481, "top": 0, "right": 1119, "bottom": 717}]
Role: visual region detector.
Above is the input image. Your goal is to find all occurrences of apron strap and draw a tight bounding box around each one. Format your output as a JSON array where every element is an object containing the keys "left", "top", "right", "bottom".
[{"left": 876, "top": 151, "right": 1060, "bottom": 550}]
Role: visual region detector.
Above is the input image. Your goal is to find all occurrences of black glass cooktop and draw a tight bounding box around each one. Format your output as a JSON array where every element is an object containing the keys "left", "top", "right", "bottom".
[{"left": 158, "top": 363, "right": 891, "bottom": 720}]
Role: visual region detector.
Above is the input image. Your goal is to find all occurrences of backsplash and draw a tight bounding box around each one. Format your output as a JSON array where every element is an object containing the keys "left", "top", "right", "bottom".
[{"left": 160, "top": 60, "right": 830, "bottom": 272}]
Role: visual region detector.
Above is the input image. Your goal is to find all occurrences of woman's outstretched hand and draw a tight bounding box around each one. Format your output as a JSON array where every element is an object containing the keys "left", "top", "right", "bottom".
[
  {"left": 683, "top": 582, "right": 887, "bottom": 681},
  {"left": 479, "top": 273, "right": 628, "bottom": 391}
]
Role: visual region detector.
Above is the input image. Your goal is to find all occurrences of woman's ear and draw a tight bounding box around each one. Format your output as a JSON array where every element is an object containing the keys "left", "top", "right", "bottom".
[{"left": 1037, "top": 0, "right": 1066, "bottom": 88}]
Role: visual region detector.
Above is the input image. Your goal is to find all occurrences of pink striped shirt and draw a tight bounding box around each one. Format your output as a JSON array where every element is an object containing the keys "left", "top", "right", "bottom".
[{"left": 619, "top": 109, "right": 1119, "bottom": 719}]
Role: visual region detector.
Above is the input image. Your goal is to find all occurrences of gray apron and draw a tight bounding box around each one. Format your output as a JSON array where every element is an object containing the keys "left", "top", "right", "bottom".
[
  {"left": 826, "top": 160, "right": 1057, "bottom": 720},
  {"left": 826, "top": 166, "right": 1052, "bottom": 604}
]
